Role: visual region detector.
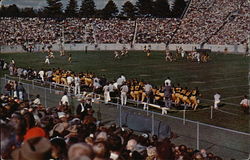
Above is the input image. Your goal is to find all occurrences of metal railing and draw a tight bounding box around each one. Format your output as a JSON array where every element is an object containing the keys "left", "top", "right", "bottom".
[{"left": 1, "top": 76, "right": 250, "bottom": 158}]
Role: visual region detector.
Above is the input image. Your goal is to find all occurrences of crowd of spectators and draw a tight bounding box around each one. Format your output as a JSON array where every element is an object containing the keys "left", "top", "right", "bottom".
[
  {"left": 172, "top": 0, "right": 249, "bottom": 45},
  {"left": 135, "top": 18, "right": 180, "bottom": 43},
  {"left": 63, "top": 18, "right": 95, "bottom": 44},
  {"left": 1, "top": 0, "right": 249, "bottom": 47},
  {"left": 208, "top": 0, "right": 250, "bottom": 45},
  {"left": 0, "top": 18, "right": 95, "bottom": 46},
  {"left": 94, "top": 19, "right": 135, "bottom": 44},
  {"left": 1, "top": 83, "right": 222, "bottom": 160}
]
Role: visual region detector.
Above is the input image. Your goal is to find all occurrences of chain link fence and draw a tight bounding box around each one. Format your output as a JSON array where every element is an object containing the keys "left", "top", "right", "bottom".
[{"left": 1, "top": 76, "right": 249, "bottom": 159}]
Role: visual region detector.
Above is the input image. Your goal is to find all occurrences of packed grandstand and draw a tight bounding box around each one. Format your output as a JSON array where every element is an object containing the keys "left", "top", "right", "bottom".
[
  {"left": 0, "top": 0, "right": 249, "bottom": 46},
  {"left": 1, "top": 0, "right": 250, "bottom": 160}
]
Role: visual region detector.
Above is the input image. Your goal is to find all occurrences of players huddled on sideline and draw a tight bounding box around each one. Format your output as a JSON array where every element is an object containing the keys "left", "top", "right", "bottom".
[{"left": 3, "top": 60, "right": 202, "bottom": 110}]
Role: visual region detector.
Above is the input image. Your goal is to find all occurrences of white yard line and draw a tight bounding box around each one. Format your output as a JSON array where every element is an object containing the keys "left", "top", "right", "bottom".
[
  {"left": 201, "top": 84, "right": 249, "bottom": 92},
  {"left": 221, "top": 95, "right": 243, "bottom": 100}
]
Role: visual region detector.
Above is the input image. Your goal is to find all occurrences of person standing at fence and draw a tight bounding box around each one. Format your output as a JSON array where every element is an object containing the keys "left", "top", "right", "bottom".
[
  {"left": 67, "top": 74, "right": 74, "bottom": 92},
  {"left": 9, "top": 64, "right": 14, "bottom": 76},
  {"left": 165, "top": 77, "right": 171, "bottom": 86},
  {"left": 46, "top": 69, "right": 53, "bottom": 82},
  {"left": 164, "top": 83, "right": 172, "bottom": 109},
  {"left": 17, "top": 83, "right": 26, "bottom": 101},
  {"left": 33, "top": 94, "right": 41, "bottom": 106},
  {"left": 109, "top": 81, "right": 115, "bottom": 99},
  {"left": 74, "top": 74, "right": 81, "bottom": 95},
  {"left": 240, "top": 95, "right": 249, "bottom": 114},
  {"left": 144, "top": 82, "right": 153, "bottom": 103},
  {"left": 61, "top": 91, "right": 69, "bottom": 105},
  {"left": 213, "top": 92, "right": 221, "bottom": 109},
  {"left": 103, "top": 83, "right": 110, "bottom": 104},
  {"left": 38, "top": 69, "right": 45, "bottom": 82},
  {"left": 120, "top": 82, "right": 129, "bottom": 106},
  {"left": 76, "top": 99, "right": 89, "bottom": 120}
]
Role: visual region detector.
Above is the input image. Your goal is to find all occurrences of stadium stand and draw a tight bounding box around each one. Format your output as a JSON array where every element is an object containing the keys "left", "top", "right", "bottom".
[
  {"left": 135, "top": 18, "right": 180, "bottom": 43},
  {"left": 0, "top": 0, "right": 249, "bottom": 47},
  {"left": 94, "top": 19, "right": 135, "bottom": 44},
  {"left": 172, "top": 0, "right": 249, "bottom": 45}
]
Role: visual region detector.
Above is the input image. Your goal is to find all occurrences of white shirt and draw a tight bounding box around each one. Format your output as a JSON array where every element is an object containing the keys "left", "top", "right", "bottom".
[
  {"left": 117, "top": 77, "right": 124, "bottom": 85},
  {"left": 38, "top": 70, "right": 44, "bottom": 78},
  {"left": 67, "top": 76, "right": 74, "bottom": 84},
  {"left": 33, "top": 98, "right": 41, "bottom": 105},
  {"left": 74, "top": 77, "right": 80, "bottom": 85},
  {"left": 113, "top": 82, "right": 118, "bottom": 89},
  {"left": 240, "top": 99, "right": 249, "bottom": 106},
  {"left": 93, "top": 77, "right": 101, "bottom": 88},
  {"left": 46, "top": 70, "right": 53, "bottom": 78},
  {"left": 103, "top": 85, "right": 109, "bottom": 92},
  {"left": 165, "top": 79, "right": 171, "bottom": 86},
  {"left": 61, "top": 95, "right": 69, "bottom": 105},
  {"left": 121, "top": 75, "right": 126, "bottom": 81},
  {"left": 144, "top": 84, "right": 152, "bottom": 92},
  {"left": 121, "top": 85, "right": 128, "bottom": 93},
  {"left": 23, "top": 70, "right": 28, "bottom": 76},
  {"left": 109, "top": 84, "right": 114, "bottom": 92},
  {"left": 214, "top": 94, "right": 221, "bottom": 101}
]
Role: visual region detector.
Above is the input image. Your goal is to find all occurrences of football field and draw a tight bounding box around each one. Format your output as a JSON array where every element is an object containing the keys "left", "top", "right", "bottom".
[{"left": 1, "top": 51, "right": 249, "bottom": 133}]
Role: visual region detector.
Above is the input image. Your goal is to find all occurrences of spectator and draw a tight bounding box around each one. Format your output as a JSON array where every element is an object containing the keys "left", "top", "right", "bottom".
[
  {"left": 61, "top": 91, "right": 69, "bottom": 105},
  {"left": 240, "top": 95, "right": 249, "bottom": 114}
]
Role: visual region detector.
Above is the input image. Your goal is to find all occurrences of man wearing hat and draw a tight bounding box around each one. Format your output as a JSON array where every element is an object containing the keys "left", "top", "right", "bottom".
[{"left": 12, "top": 137, "right": 51, "bottom": 160}]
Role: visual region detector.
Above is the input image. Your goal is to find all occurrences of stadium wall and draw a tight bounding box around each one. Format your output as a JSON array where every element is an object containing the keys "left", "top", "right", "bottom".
[{"left": 0, "top": 43, "right": 247, "bottom": 54}]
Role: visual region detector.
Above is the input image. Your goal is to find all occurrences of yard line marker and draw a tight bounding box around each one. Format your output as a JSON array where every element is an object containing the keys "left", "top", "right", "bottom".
[
  {"left": 221, "top": 95, "right": 243, "bottom": 100},
  {"left": 206, "top": 76, "right": 244, "bottom": 83},
  {"left": 201, "top": 98, "right": 239, "bottom": 107},
  {"left": 201, "top": 84, "right": 249, "bottom": 92},
  {"left": 215, "top": 108, "right": 239, "bottom": 116}
]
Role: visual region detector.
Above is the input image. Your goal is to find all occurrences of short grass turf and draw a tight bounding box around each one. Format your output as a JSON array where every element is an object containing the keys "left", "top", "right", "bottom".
[{"left": 0, "top": 51, "right": 249, "bottom": 133}]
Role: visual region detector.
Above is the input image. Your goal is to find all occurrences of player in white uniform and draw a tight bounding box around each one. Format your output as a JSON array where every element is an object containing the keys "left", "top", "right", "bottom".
[
  {"left": 214, "top": 92, "right": 221, "bottom": 109},
  {"left": 114, "top": 51, "right": 120, "bottom": 59},
  {"left": 59, "top": 38, "right": 65, "bottom": 56},
  {"left": 103, "top": 84, "right": 110, "bottom": 104},
  {"left": 120, "top": 83, "right": 129, "bottom": 106},
  {"left": 38, "top": 69, "right": 45, "bottom": 82},
  {"left": 165, "top": 48, "right": 173, "bottom": 62},
  {"left": 45, "top": 55, "right": 50, "bottom": 64},
  {"left": 240, "top": 95, "right": 249, "bottom": 114},
  {"left": 121, "top": 46, "right": 128, "bottom": 56},
  {"left": 195, "top": 52, "right": 200, "bottom": 63},
  {"left": 180, "top": 47, "right": 185, "bottom": 58},
  {"left": 74, "top": 74, "right": 81, "bottom": 95}
]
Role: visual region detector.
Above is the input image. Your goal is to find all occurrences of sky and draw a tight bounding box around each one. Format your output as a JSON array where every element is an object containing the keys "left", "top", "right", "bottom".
[{"left": 1, "top": 0, "right": 137, "bottom": 9}]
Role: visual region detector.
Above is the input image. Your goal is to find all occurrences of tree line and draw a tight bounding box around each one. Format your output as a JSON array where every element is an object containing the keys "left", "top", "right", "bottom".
[{"left": 0, "top": 0, "right": 187, "bottom": 19}]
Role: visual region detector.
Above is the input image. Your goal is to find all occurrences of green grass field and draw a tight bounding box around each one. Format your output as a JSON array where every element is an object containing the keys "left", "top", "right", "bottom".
[{"left": 1, "top": 51, "right": 249, "bottom": 133}]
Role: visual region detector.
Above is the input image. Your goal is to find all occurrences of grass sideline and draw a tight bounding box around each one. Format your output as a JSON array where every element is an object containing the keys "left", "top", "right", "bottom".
[{"left": 0, "top": 51, "right": 249, "bottom": 133}]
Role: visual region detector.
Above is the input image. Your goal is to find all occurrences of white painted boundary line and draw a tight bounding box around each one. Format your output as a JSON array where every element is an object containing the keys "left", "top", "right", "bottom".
[
  {"left": 201, "top": 84, "right": 249, "bottom": 92},
  {"left": 221, "top": 95, "right": 243, "bottom": 100},
  {"left": 206, "top": 76, "right": 245, "bottom": 83},
  {"left": 201, "top": 98, "right": 239, "bottom": 107}
]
